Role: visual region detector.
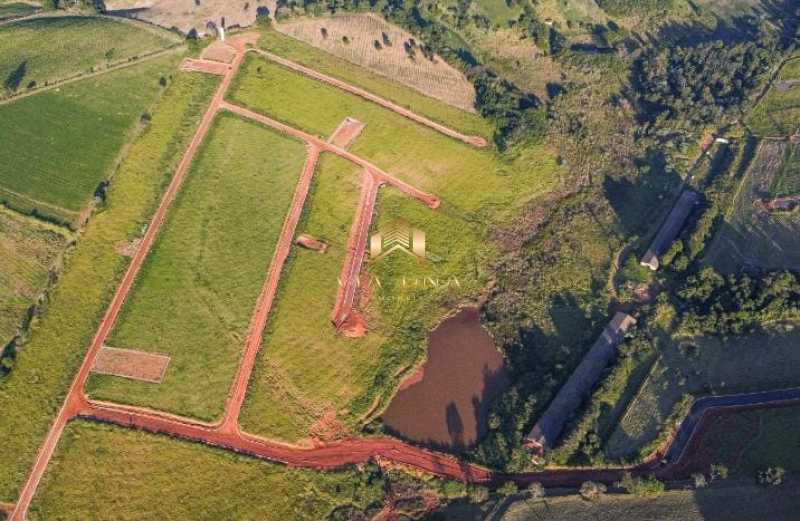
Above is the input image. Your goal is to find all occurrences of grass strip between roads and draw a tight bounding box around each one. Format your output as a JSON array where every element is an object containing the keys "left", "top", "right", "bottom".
[{"left": 0, "top": 70, "right": 220, "bottom": 502}]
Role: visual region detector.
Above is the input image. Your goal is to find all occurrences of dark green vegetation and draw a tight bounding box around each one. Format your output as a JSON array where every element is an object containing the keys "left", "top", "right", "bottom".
[
  {"left": 28, "top": 421, "right": 386, "bottom": 520},
  {"left": 0, "top": 70, "right": 219, "bottom": 502},
  {"left": 0, "top": 53, "right": 182, "bottom": 223},
  {"left": 0, "top": 16, "right": 178, "bottom": 95},
  {"left": 86, "top": 114, "right": 308, "bottom": 421},
  {"left": 0, "top": 208, "right": 70, "bottom": 370}
]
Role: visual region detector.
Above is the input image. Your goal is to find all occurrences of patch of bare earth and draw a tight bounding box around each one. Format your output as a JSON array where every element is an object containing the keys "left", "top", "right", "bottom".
[
  {"left": 91, "top": 346, "right": 170, "bottom": 383},
  {"left": 104, "top": 0, "right": 269, "bottom": 35},
  {"left": 276, "top": 13, "right": 477, "bottom": 112},
  {"left": 309, "top": 409, "right": 350, "bottom": 443}
]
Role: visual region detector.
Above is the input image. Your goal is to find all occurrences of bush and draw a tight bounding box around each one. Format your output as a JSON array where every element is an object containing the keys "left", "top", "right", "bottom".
[
  {"left": 496, "top": 481, "right": 519, "bottom": 497},
  {"left": 579, "top": 481, "right": 606, "bottom": 501},
  {"left": 615, "top": 472, "right": 665, "bottom": 497},
  {"left": 757, "top": 467, "right": 785, "bottom": 486}
]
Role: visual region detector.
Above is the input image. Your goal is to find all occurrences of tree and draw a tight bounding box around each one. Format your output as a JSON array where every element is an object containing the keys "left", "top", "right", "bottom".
[
  {"left": 757, "top": 467, "right": 785, "bottom": 486},
  {"left": 527, "top": 482, "right": 546, "bottom": 501},
  {"left": 496, "top": 481, "right": 519, "bottom": 496},
  {"left": 710, "top": 464, "right": 729, "bottom": 481},
  {"left": 692, "top": 473, "right": 708, "bottom": 488},
  {"left": 615, "top": 472, "right": 665, "bottom": 497},
  {"left": 579, "top": 481, "right": 606, "bottom": 501},
  {"left": 4, "top": 61, "right": 27, "bottom": 93}
]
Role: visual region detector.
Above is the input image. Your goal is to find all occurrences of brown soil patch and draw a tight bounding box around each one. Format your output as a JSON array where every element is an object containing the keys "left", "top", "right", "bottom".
[
  {"left": 92, "top": 346, "right": 171, "bottom": 383},
  {"left": 276, "top": 13, "right": 477, "bottom": 112},
  {"left": 309, "top": 409, "right": 350, "bottom": 443},
  {"left": 201, "top": 40, "right": 237, "bottom": 63},
  {"left": 116, "top": 237, "right": 141, "bottom": 258},
  {"left": 328, "top": 117, "right": 365, "bottom": 149}
]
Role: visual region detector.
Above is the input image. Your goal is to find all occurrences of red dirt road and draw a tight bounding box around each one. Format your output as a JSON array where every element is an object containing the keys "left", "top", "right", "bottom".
[{"left": 253, "top": 49, "right": 488, "bottom": 148}]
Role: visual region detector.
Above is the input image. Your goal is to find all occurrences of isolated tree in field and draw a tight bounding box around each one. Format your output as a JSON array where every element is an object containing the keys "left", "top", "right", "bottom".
[
  {"left": 342, "top": 35, "right": 350, "bottom": 44},
  {"left": 579, "top": 481, "right": 606, "bottom": 501},
  {"left": 320, "top": 27, "right": 328, "bottom": 38},
  {"left": 4, "top": 61, "right": 27, "bottom": 93},
  {"left": 382, "top": 31, "right": 392, "bottom": 46},
  {"left": 373, "top": 40, "right": 382, "bottom": 50}
]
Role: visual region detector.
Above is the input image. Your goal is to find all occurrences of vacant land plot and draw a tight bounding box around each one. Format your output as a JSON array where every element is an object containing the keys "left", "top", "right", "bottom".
[
  {"left": 0, "top": 71, "right": 219, "bottom": 503},
  {"left": 0, "top": 208, "right": 69, "bottom": 350},
  {"left": 276, "top": 13, "right": 477, "bottom": 112},
  {"left": 240, "top": 155, "right": 388, "bottom": 441},
  {"left": 86, "top": 114, "right": 307, "bottom": 421},
  {"left": 607, "top": 327, "right": 800, "bottom": 460},
  {"left": 28, "top": 421, "right": 385, "bottom": 520},
  {"left": 0, "top": 53, "right": 181, "bottom": 222},
  {"left": 748, "top": 55, "right": 800, "bottom": 137},
  {"left": 705, "top": 140, "right": 800, "bottom": 272},
  {"left": 0, "top": 16, "right": 178, "bottom": 95},
  {"left": 229, "top": 53, "right": 557, "bottom": 216},
  {"left": 257, "top": 29, "right": 491, "bottom": 137},
  {"left": 0, "top": 2, "right": 38, "bottom": 21}
]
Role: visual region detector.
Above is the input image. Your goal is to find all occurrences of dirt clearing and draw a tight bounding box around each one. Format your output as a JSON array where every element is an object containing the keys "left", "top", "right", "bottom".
[
  {"left": 276, "top": 13, "right": 477, "bottom": 113},
  {"left": 92, "top": 346, "right": 170, "bottom": 383}
]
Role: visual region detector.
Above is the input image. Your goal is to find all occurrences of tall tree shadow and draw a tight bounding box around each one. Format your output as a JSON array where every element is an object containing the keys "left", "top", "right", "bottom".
[{"left": 4, "top": 61, "right": 27, "bottom": 93}]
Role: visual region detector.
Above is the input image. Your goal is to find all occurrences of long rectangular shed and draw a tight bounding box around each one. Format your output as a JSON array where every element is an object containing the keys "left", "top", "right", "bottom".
[
  {"left": 524, "top": 312, "right": 637, "bottom": 455},
  {"left": 640, "top": 189, "right": 699, "bottom": 271}
]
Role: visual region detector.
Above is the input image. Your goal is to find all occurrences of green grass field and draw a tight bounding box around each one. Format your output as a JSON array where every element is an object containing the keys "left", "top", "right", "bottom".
[
  {"left": 0, "top": 70, "right": 219, "bottom": 503},
  {"left": 0, "top": 16, "right": 178, "bottom": 94},
  {"left": 0, "top": 208, "right": 69, "bottom": 350},
  {"left": 705, "top": 140, "right": 800, "bottom": 273},
  {"left": 747, "top": 55, "right": 800, "bottom": 137},
  {"left": 0, "top": 2, "right": 38, "bottom": 21},
  {"left": 771, "top": 143, "right": 800, "bottom": 197},
  {"left": 257, "top": 28, "right": 491, "bottom": 138},
  {"left": 28, "top": 421, "right": 385, "bottom": 520},
  {"left": 86, "top": 114, "right": 307, "bottom": 421},
  {"left": 606, "top": 328, "right": 800, "bottom": 461},
  {"left": 229, "top": 53, "right": 558, "bottom": 219},
  {"left": 0, "top": 52, "right": 182, "bottom": 222},
  {"left": 240, "top": 154, "right": 389, "bottom": 441}
]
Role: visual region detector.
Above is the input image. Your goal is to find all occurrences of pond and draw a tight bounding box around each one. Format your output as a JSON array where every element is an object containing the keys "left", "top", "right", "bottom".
[{"left": 381, "top": 307, "right": 509, "bottom": 453}]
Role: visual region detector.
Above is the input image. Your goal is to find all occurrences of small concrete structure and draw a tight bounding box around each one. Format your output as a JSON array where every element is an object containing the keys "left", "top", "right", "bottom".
[
  {"left": 640, "top": 190, "right": 699, "bottom": 271},
  {"left": 525, "top": 312, "right": 637, "bottom": 456}
]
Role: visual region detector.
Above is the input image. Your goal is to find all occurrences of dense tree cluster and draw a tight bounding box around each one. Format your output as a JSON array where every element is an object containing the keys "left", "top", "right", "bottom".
[
  {"left": 597, "top": 0, "right": 673, "bottom": 16},
  {"left": 635, "top": 40, "right": 774, "bottom": 126},
  {"left": 676, "top": 268, "right": 800, "bottom": 337}
]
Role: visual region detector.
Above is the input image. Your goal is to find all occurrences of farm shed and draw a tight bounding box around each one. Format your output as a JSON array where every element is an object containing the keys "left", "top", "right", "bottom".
[
  {"left": 524, "top": 312, "right": 637, "bottom": 455},
  {"left": 640, "top": 189, "right": 699, "bottom": 271}
]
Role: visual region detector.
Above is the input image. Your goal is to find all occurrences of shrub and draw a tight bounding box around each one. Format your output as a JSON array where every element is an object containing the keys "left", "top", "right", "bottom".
[
  {"left": 496, "top": 481, "right": 519, "bottom": 497},
  {"left": 615, "top": 472, "right": 665, "bottom": 497},
  {"left": 579, "top": 481, "right": 606, "bottom": 501},
  {"left": 757, "top": 467, "right": 785, "bottom": 486}
]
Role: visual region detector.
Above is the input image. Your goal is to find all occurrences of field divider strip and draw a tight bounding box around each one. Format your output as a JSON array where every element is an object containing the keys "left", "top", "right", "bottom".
[{"left": 250, "top": 48, "right": 488, "bottom": 148}]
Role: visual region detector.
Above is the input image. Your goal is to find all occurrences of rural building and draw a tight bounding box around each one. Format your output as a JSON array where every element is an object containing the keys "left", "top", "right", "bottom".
[
  {"left": 524, "top": 312, "right": 637, "bottom": 456},
  {"left": 640, "top": 190, "right": 699, "bottom": 271}
]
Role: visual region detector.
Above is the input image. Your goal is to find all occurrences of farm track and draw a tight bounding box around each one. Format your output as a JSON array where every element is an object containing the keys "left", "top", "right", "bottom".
[
  {"left": 251, "top": 49, "right": 488, "bottom": 148},
  {"left": 0, "top": 45, "right": 186, "bottom": 107},
  {"left": 11, "top": 33, "right": 800, "bottom": 519}
]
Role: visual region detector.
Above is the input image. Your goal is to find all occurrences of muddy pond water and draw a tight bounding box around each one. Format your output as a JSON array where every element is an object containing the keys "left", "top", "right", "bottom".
[{"left": 381, "top": 307, "right": 509, "bottom": 453}]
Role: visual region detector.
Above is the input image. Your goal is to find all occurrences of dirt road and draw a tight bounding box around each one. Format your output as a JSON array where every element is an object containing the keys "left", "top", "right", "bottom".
[{"left": 253, "top": 49, "right": 488, "bottom": 148}]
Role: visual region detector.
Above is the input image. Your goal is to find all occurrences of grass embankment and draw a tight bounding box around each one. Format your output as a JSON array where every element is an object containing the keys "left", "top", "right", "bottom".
[
  {"left": 257, "top": 28, "right": 491, "bottom": 138},
  {"left": 439, "top": 482, "right": 800, "bottom": 521},
  {"left": 0, "top": 208, "right": 70, "bottom": 350},
  {"left": 87, "top": 114, "right": 307, "bottom": 421},
  {"left": 747, "top": 55, "right": 800, "bottom": 137},
  {"left": 0, "top": 53, "right": 182, "bottom": 223},
  {"left": 232, "top": 44, "right": 558, "bottom": 441},
  {"left": 28, "top": 421, "right": 385, "bottom": 520},
  {"left": 606, "top": 328, "right": 800, "bottom": 460},
  {"left": 0, "top": 71, "right": 219, "bottom": 503},
  {"left": 0, "top": 15, "right": 179, "bottom": 94},
  {"left": 0, "top": 2, "right": 38, "bottom": 21},
  {"left": 240, "top": 155, "right": 388, "bottom": 441}
]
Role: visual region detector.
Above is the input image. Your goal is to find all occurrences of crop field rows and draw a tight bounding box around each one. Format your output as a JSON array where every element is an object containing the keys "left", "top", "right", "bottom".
[{"left": 747, "top": 55, "right": 800, "bottom": 137}]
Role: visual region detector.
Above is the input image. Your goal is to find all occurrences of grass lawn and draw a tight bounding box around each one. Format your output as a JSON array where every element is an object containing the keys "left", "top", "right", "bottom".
[
  {"left": 0, "top": 207, "right": 70, "bottom": 350},
  {"left": 86, "top": 114, "right": 308, "bottom": 421},
  {"left": 0, "top": 2, "right": 38, "bottom": 21},
  {"left": 28, "top": 421, "right": 385, "bottom": 521},
  {"left": 240, "top": 154, "right": 388, "bottom": 441},
  {"left": 0, "top": 70, "right": 219, "bottom": 503},
  {"left": 747, "top": 55, "right": 800, "bottom": 137},
  {"left": 229, "top": 53, "right": 558, "bottom": 219},
  {"left": 257, "top": 28, "right": 490, "bottom": 138},
  {"left": 705, "top": 140, "right": 800, "bottom": 273},
  {"left": 436, "top": 482, "right": 800, "bottom": 520},
  {"left": 606, "top": 327, "right": 800, "bottom": 461},
  {"left": 0, "top": 15, "right": 179, "bottom": 94},
  {"left": 0, "top": 52, "right": 182, "bottom": 222}
]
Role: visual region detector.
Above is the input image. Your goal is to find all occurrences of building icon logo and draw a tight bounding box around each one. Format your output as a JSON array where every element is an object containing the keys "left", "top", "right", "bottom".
[{"left": 369, "top": 221, "right": 426, "bottom": 262}]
